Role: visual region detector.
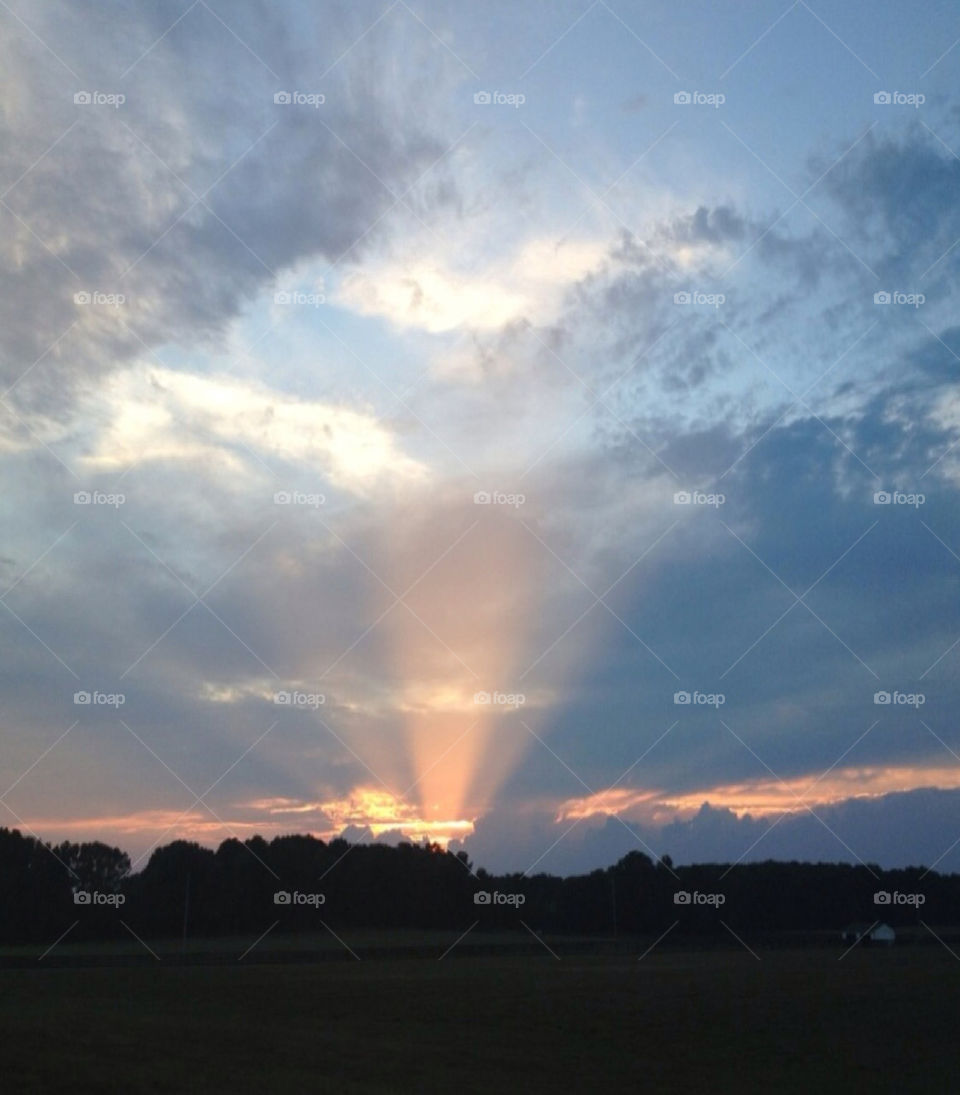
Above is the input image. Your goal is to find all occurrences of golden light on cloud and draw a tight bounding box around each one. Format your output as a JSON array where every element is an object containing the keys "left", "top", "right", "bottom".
[
  {"left": 244, "top": 787, "right": 473, "bottom": 846},
  {"left": 298, "top": 787, "right": 472, "bottom": 845},
  {"left": 23, "top": 809, "right": 260, "bottom": 850},
  {"left": 25, "top": 764, "right": 960, "bottom": 864},
  {"left": 27, "top": 787, "right": 475, "bottom": 855},
  {"left": 558, "top": 787, "right": 665, "bottom": 823},
  {"left": 557, "top": 764, "right": 960, "bottom": 823}
]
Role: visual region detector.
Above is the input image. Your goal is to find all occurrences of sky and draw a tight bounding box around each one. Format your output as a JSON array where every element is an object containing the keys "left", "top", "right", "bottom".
[{"left": 1, "top": 0, "right": 959, "bottom": 877}]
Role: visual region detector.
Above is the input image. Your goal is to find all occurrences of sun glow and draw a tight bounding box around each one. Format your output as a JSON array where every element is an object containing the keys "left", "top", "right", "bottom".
[
  {"left": 366, "top": 498, "right": 552, "bottom": 831},
  {"left": 249, "top": 787, "right": 474, "bottom": 846}
]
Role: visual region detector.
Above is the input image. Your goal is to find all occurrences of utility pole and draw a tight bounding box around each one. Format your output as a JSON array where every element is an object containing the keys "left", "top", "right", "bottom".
[
  {"left": 181, "top": 872, "right": 191, "bottom": 955},
  {"left": 611, "top": 873, "right": 618, "bottom": 938}
]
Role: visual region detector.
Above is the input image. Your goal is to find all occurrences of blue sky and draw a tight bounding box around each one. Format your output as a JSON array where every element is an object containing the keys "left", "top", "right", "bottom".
[{"left": 1, "top": 0, "right": 959, "bottom": 876}]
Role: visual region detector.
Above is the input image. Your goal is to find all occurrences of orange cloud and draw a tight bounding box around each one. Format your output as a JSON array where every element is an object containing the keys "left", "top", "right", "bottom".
[{"left": 557, "top": 763, "right": 960, "bottom": 822}]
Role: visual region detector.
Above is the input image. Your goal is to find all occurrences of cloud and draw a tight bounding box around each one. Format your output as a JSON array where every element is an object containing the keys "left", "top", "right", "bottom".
[
  {"left": 0, "top": 0, "right": 460, "bottom": 411},
  {"left": 820, "top": 127, "right": 960, "bottom": 287},
  {"left": 336, "top": 235, "right": 607, "bottom": 333},
  {"left": 77, "top": 364, "right": 428, "bottom": 494},
  {"left": 458, "top": 789, "right": 960, "bottom": 876},
  {"left": 4, "top": 6, "right": 960, "bottom": 880}
]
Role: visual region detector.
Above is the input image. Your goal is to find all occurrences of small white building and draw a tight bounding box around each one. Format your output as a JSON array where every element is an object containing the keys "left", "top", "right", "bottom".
[{"left": 841, "top": 921, "right": 895, "bottom": 946}]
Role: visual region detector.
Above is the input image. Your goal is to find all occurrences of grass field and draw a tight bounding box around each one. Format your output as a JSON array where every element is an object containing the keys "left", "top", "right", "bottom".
[
  {"left": 3, "top": 945, "right": 957, "bottom": 1093},
  {"left": 0, "top": 927, "right": 548, "bottom": 961}
]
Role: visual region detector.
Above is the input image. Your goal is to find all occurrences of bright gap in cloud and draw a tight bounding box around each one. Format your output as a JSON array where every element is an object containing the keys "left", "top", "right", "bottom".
[
  {"left": 335, "top": 236, "right": 608, "bottom": 333},
  {"left": 76, "top": 364, "right": 428, "bottom": 494}
]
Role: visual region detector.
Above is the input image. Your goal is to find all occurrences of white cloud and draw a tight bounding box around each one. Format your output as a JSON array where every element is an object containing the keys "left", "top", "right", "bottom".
[
  {"left": 78, "top": 365, "right": 428, "bottom": 493},
  {"left": 335, "top": 235, "right": 608, "bottom": 334}
]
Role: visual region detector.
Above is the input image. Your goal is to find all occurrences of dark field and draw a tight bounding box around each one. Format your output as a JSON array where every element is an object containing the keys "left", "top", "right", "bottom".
[{"left": 3, "top": 945, "right": 957, "bottom": 1093}]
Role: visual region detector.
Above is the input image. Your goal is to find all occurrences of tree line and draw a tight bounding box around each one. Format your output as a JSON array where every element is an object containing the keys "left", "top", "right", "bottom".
[{"left": 0, "top": 826, "right": 955, "bottom": 945}]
